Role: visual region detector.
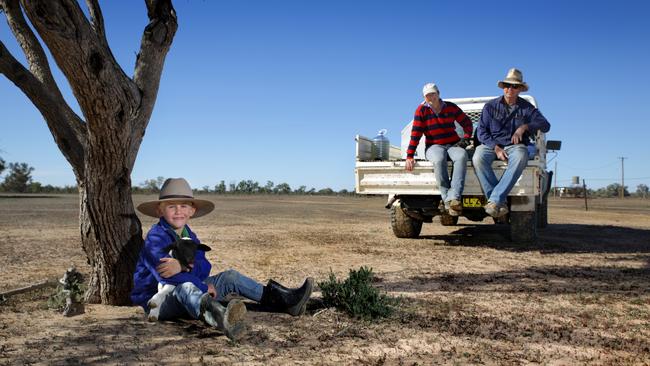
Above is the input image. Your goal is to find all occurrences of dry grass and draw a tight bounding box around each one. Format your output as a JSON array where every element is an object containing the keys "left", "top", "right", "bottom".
[{"left": 1, "top": 194, "right": 649, "bottom": 365}]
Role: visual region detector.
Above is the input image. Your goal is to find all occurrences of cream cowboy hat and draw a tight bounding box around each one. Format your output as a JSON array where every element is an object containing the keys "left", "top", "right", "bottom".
[
  {"left": 497, "top": 68, "right": 529, "bottom": 92},
  {"left": 137, "top": 178, "right": 215, "bottom": 218}
]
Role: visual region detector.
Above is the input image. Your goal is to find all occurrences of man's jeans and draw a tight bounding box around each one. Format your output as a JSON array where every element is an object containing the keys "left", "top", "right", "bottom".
[
  {"left": 472, "top": 144, "right": 528, "bottom": 205},
  {"left": 155, "top": 269, "right": 264, "bottom": 320},
  {"left": 425, "top": 144, "right": 468, "bottom": 203}
]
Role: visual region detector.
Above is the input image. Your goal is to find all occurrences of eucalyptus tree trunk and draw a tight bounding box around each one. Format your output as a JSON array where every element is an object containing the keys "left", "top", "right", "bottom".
[{"left": 0, "top": 0, "right": 178, "bottom": 304}]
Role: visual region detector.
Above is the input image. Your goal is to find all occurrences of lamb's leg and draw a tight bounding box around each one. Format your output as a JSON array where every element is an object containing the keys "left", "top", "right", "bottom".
[{"left": 147, "top": 284, "right": 175, "bottom": 322}]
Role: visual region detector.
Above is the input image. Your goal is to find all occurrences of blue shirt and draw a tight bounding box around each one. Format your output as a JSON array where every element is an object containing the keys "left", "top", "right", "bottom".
[
  {"left": 130, "top": 218, "right": 212, "bottom": 309},
  {"left": 477, "top": 96, "right": 550, "bottom": 149}
]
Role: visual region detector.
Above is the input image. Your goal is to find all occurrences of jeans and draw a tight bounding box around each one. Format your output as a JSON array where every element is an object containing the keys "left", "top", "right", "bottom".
[
  {"left": 155, "top": 269, "right": 264, "bottom": 320},
  {"left": 472, "top": 144, "right": 528, "bottom": 205},
  {"left": 425, "top": 144, "right": 468, "bottom": 202}
]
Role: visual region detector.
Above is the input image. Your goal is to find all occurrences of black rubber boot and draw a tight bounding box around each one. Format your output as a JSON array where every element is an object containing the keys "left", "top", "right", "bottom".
[
  {"left": 260, "top": 278, "right": 314, "bottom": 316},
  {"left": 199, "top": 294, "right": 247, "bottom": 340}
]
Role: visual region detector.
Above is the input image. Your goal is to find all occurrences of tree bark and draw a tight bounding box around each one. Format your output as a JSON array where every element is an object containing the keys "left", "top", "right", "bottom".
[
  {"left": 1, "top": 0, "right": 178, "bottom": 304},
  {"left": 79, "top": 181, "right": 143, "bottom": 304}
]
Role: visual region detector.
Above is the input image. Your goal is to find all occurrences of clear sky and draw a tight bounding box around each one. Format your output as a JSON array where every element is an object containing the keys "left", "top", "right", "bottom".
[{"left": 1, "top": 0, "right": 649, "bottom": 191}]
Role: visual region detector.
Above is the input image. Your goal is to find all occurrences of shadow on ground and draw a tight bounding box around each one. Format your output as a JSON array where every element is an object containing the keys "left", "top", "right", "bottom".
[
  {"left": 419, "top": 223, "right": 650, "bottom": 254},
  {"left": 380, "top": 264, "right": 650, "bottom": 295},
  {"left": 394, "top": 223, "right": 650, "bottom": 296}
]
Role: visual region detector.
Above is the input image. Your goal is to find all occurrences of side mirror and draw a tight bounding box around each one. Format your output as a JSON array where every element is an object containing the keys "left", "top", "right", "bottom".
[{"left": 546, "top": 140, "right": 562, "bottom": 151}]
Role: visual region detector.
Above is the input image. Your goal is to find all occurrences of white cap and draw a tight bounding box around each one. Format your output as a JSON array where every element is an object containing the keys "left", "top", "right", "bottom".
[{"left": 422, "top": 83, "right": 439, "bottom": 96}]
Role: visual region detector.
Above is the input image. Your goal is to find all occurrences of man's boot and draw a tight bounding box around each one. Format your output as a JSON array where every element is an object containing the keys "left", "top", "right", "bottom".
[
  {"left": 199, "top": 294, "right": 247, "bottom": 340},
  {"left": 260, "top": 278, "right": 314, "bottom": 316}
]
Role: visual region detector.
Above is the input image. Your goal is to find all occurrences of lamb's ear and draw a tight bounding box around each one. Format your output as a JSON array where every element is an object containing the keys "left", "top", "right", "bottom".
[
  {"left": 197, "top": 244, "right": 212, "bottom": 252},
  {"left": 162, "top": 244, "right": 176, "bottom": 253}
]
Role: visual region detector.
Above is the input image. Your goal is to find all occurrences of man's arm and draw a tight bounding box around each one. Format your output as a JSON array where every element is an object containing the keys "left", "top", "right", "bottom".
[
  {"left": 477, "top": 104, "right": 496, "bottom": 148},
  {"left": 455, "top": 106, "right": 473, "bottom": 138},
  {"left": 511, "top": 124, "right": 528, "bottom": 145},
  {"left": 405, "top": 106, "right": 426, "bottom": 171},
  {"left": 406, "top": 107, "right": 426, "bottom": 159},
  {"left": 526, "top": 108, "right": 550, "bottom": 133},
  {"left": 512, "top": 106, "right": 550, "bottom": 145}
]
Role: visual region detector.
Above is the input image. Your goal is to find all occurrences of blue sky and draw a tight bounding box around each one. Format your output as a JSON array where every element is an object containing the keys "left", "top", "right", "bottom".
[{"left": 1, "top": 0, "right": 649, "bottom": 191}]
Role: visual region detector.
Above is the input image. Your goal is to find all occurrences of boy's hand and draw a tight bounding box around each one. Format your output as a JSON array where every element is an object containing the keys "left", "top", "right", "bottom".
[
  {"left": 207, "top": 283, "right": 217, "bottom": 298},
  {"left": 157, "top": 258, "right": 182, "bottom": 278}
]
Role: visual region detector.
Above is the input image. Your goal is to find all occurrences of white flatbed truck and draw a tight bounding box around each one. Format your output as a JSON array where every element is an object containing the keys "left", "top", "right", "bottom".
[{"left": 354, "top": 96, "right": 560, "bottom": 243}]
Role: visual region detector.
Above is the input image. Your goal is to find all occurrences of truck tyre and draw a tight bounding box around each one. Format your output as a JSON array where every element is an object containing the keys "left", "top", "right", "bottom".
[
  {"left": 390, "top": 203, "right": 423, "bottom": 238},
  {"left": 439, "top": 213, "right": 459, "bottom": 226},
  {"left": 510, "top": 211, "right": 537, "bottom": 243},
  {"left": 536, "top": 199, "right": 548, "bottom": 228}
]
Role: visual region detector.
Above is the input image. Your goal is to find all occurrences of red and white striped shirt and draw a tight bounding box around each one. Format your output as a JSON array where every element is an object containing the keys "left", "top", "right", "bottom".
[{"left": 406, "top": 101, "right": 472, "bottom": 159}]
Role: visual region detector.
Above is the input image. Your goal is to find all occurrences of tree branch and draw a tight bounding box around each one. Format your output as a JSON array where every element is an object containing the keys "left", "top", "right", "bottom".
[
  {"left": 5, "top": 0, "right": 177, "bottom": 174},
  {"left": 2, "top": 0, "right": 88, "bottom": 178},
  {"left": 1, "top": 0, "right": 60, "bottom": 96},
  {"left": 19, "top": 0, "right": 140, "bottom": 124},
  {"left": 134, "top": 0, "right": 177, "bottom": 112},
  {"left": 130, "top": 0, "right": 177, "bottom": 168},
  {"left": 0, "top": 40, "right": 87, "bottom": 176},
  {"left": 84, "top": 0, "right": 107, "bottom": 48}
]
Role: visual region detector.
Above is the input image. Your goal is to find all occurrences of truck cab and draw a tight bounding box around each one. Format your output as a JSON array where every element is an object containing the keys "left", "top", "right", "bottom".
[{"left": 354, "top": 95, "right": 558, "bottom": 243}]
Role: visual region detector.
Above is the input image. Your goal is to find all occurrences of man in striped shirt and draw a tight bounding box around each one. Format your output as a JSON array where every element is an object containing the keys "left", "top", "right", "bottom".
[{"left": 405, "top": 83, "right": 473, "bottom": 216}]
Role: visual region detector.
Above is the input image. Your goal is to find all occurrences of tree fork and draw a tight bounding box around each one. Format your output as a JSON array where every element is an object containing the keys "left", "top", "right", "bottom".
[{"left": 1, "top": 0, "right": 178, "bottom": 304}]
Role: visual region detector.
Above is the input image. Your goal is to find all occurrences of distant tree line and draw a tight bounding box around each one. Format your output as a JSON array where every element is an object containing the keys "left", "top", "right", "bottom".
[
  {"left": 131, "top": 176, "right": 353, "bottom": 196},
  {"left": 0, "top": 161, "right": 353, "bottom": 196},
  {"left": 552, "top": 183, "right": 649, "bottom": 199},
  {"left": 1, "top": 158, "right": 647, "bottom": 198},
  {"left": 0, "top": 159, "right": 78, "bottom": 193},
  {"left": 585, "top": 183, "right": 649, "bottom": 198}
]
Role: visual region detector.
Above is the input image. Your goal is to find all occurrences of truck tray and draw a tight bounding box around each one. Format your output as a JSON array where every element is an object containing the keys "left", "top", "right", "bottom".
[{"left": 355, "top": 160, "right": 543, "bottom": 196}]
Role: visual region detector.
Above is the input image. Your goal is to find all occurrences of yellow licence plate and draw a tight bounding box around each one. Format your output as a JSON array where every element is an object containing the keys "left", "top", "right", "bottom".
[{"left": 462, "top": 197, "right": 485, "bottom": 208}]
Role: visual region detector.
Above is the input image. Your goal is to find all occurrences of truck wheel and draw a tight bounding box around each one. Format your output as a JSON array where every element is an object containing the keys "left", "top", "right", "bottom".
[
  {"left": 390, "top": 204, "right": 423, "bottom": 238},
  {"left": 439, "top": 213, "right": 459, "bottom": 226},
  {"left": 510, "top": 211, "right": 537, "bottom": 243},
  {"left": 536, "top": 199, "right": 548, "bottom": 228}
]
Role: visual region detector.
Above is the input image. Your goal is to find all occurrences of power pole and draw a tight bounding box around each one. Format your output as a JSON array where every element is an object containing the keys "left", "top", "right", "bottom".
[
  {"left": 554, "top": 160, "right": 558, "bottom": 198},
  {"left": 583, "top": 179, "right": 588, "bottom": 211},
  {"left": 619, "top": 157, "right": 627, "bottom": 199}
]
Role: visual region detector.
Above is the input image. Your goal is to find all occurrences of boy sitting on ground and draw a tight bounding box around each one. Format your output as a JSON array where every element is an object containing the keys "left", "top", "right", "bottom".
[
  {"left": 131, "top": 178, "right": 314, "bottom": 340},
  {"left": 146, "top": 237, "right": 212, "bottom": 322}
]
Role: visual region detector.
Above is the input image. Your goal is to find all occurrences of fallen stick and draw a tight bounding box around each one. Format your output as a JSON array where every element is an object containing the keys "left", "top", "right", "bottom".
[
  {"left": 312, "top": 308, "right": 331, "bottom": 318},
  {"left": 335, "top": 325, "right": 352, "bottom": 337},
  {"left": 0, "top": 280, "right": 58, "bottom": 299}
]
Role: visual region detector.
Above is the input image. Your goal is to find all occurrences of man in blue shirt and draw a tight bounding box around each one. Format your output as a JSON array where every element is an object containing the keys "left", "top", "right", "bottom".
[{"left": 472, "top": 68, "right": 551, "bottom": 218}]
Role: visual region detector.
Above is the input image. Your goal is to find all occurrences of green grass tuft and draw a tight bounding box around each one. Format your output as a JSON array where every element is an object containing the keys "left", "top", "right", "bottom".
[{"left": 318, "top": 266, "right": 398, "bottom": 320}]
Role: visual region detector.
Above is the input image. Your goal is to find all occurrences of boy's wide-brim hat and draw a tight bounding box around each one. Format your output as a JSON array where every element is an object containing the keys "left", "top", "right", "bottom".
[
  {"left": 137, "top": 178, "right": 215, "bottom": 218},
  {"left": 497, "top": 68, "right": 529, "bottom": 92}
]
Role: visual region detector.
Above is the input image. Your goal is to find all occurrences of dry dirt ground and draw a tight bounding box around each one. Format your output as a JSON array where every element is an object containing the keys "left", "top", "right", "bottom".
[{"left": 1, "top": 194, "right": 649, "bottom": 365}]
